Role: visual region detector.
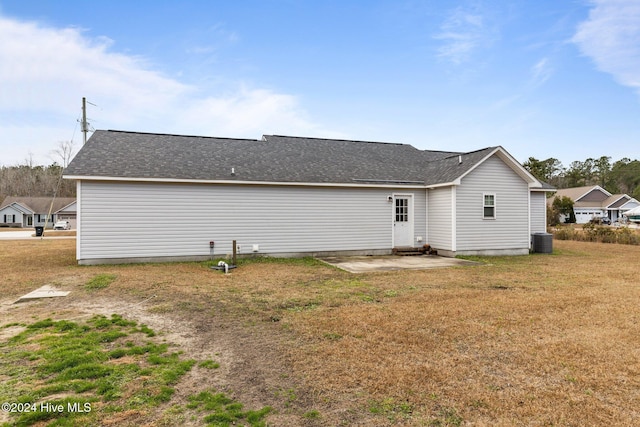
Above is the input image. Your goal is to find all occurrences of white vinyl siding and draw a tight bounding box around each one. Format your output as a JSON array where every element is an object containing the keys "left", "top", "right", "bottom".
[
  {"left": 456, "top": 155, "right": 530, "bottom": 252},
  {"left": 1, "top": 206, "right": 22, "bottom": 225},
  {"left": 530, "top": 192, "right": 547, "bottom": 233},
  {"left": 77, "top": 181, "right": 426, "bottom": 263},
  {"left": 413, "top": 191, "right": 427, "bottom": 246},
  {"left": 621, "top": 200, "right": 639, "bottom": 210},
  {"left": 427, "top": 186, "right": 453, "bottom": 251}
]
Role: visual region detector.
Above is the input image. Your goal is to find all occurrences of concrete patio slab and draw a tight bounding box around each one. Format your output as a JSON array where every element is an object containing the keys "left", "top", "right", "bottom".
[
  {"left": 15, "top": 285, "right": 70, "bottom": 303},
  {"left": 317, "top": 255, "right": 480, "bottom": 273}
]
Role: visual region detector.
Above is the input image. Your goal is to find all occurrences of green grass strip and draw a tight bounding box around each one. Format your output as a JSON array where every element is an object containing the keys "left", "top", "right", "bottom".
[{"left": 0, "top": 314, "right": 196, "bottom": 426}]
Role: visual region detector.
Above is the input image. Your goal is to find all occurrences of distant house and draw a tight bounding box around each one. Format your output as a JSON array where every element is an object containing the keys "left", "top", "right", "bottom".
[
  {"left": 549, "top": 185, "right": 639, "bottom": 224},
  {"left": 63, "top": 130, "right": 554, "bottom": 265},
  {"left": 0, "top": 197, "right": 77, "bottom": 229}
]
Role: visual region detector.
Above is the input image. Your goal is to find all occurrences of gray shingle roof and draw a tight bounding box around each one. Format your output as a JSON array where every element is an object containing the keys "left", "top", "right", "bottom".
[
  {"left": 64, "top": 130, "right": 508, "bottom": 186},
  {"left": 0, "top": 197, "right": 76, "bottom": 214}
]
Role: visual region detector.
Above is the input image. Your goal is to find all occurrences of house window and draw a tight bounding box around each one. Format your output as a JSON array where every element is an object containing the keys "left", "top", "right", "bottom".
[
  {"left": 483, "top": 194, "right": 496, "bottom": 219},
  {"left": 36, "top": 214, "right": 51, "bottom": 223},
  {"left": 395, "top": 198, "right": 409, "bottom": 222}
]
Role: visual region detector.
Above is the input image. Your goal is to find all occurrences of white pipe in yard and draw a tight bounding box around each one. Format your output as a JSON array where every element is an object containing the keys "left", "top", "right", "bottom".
[{"left": 217, "top": 261, "right": 229, "bottom": 274}]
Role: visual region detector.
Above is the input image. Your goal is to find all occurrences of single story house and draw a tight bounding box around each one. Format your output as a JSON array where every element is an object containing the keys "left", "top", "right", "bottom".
[
  {"left": 63, "top": 130, "right": 553, "bottom": 265},
  {"left": 549, "top": 185, "right": 639, "bottom": 224},
  {"left": 0, "top": 197, "right": 77, "bottom": 228}
]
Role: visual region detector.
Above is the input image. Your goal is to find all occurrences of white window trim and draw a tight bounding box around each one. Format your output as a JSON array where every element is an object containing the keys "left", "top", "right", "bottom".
[{"left": 483, "top": 193, "right": 496, "bottom": 220}]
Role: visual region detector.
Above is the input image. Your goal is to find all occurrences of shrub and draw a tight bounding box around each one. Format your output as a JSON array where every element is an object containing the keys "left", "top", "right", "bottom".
[{"left": 550, "top": 224, "right": 640, "bottom": 245}]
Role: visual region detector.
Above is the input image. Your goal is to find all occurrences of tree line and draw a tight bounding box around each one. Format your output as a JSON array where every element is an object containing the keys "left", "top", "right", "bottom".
[
  {"left": 0, "top": 141, "right": 76, "bottom": 202},
  {"left": 0, "top": 163, "right": 76, "bottom": 201},
  {"left": 523, "top": 156, "right": 640, "bottom": 200}
]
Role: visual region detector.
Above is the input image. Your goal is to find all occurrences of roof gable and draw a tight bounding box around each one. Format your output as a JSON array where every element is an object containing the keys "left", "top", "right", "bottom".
[
  {"left": 450, "top": 147, "right": 540, "bottom": 188},
  {"left": 0, "top": 197, "right": 76, "bottom": 214},
  {"left": 604, "top": 194, "right": 629, "bottom": 209},
  {"left": 620, "top": 198, "right": 640, "bottom": 210},
  {"left": 56, "top": 201, "right": 77, "bottom": 213},
  {"left": 554, "top": 185, "right": 611, "bottom": 203},
  {"left": 0, "top": 201, "right": 33, "bottom": 214}
]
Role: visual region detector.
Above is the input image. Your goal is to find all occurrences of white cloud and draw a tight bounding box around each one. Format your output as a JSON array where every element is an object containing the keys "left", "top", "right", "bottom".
[
  {"left": 0, "top": 15, "right": 322, "bottom": 165},
  {"left": 0, "top": 17, "right": 187, "bottom": 115},
  {"left": 434, "top": 6, "right": 494, "bottom": 65},
  {"left": 529, "top": 57, "right": 553, "bottom": 88},
  {"left": 169, "top": 85, "right": 326, "bottom": 138},
  {"left": 572, "top": 0, "right": 640, "bottom": 95}
]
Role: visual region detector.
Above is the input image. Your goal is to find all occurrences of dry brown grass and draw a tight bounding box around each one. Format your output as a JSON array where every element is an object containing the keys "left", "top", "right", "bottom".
[
  {"left": 1, "top": 239, "right": 639, "bottom": 426},
  {"left": 44, "top": 230, "right": 77, "bottom": 237},
  {"left": 291, "top": 246, "right": 640, "bottom": 425}
]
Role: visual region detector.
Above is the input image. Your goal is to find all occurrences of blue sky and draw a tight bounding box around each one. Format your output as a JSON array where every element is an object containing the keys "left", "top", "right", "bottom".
[{"left": 1, "top": 0, "right": 639, "bottom": 167}]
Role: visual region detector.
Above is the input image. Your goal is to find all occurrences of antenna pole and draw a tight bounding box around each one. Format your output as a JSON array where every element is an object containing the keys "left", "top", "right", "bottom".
[{"left": 82, "top": 97, "right": 87, "bottom": 144}]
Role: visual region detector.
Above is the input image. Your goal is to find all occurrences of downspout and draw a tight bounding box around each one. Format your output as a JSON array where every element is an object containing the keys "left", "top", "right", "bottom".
[
  {"left": 543, "top": 192, "right": 548, "bottom": 230},
  {"left": 76, "top": 181, "right": 82, "bottom": 262},
  {"left": 425, "top": 188, "right": 429, "bottom": 245},
  {"left": 528, "top": 190, "right": 532, "bottom": 250},
  {"left": 451, "top": 185, "right": 457, "bottom": 253}
]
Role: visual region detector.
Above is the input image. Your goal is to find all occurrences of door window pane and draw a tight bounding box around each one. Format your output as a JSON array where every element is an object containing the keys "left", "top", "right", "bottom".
[{"left": 395, "top": 198, "right": 408, "bottom": 222}]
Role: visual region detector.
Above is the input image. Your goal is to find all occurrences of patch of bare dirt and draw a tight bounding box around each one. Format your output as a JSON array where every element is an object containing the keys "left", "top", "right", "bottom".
[{"left": 0, "top": 289, "right": 326, "bottom": 426}]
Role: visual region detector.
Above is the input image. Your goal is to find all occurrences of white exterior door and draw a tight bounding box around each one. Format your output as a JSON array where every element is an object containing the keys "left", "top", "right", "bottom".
[{"left": 393, "top": 195, "right": 413, "bottom": 247}]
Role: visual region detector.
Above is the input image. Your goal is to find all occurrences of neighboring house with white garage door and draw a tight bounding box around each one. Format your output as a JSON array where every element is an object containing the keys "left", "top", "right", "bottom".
[
  {"left": 63, "top": 130, "right": 553, "bottom": 265},
  {"left": 0, "top": 197, "right": 76, "bottom": 228},
  {"left": 549, "top": 185, "right": 639, "bottom": 224}
]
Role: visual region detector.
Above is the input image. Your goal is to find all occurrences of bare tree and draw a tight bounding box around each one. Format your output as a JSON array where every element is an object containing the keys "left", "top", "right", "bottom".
[{"left": 50, "top": 140, "right": 76, "bottom": 168}]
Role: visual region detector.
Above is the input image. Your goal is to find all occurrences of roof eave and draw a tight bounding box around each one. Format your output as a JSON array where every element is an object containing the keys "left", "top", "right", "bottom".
[
  {"left": 531, "top": 187, "right": 556, "bottom": 192},
  {"left": 63, "top": 175, "right": 428, "bottom": 189},
  {"left": 426, "top": 181, "right": 457, "bottom": 189}
]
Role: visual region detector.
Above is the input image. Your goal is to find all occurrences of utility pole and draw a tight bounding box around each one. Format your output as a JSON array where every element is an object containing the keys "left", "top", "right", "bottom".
[{"left": 82, "top": 97, "right": 88, "bottom": 145}]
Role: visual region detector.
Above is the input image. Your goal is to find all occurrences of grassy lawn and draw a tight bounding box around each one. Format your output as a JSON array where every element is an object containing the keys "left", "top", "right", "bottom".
[
  {"left": 0, "top": 239, "right": 639, "bottom": 425},
  {"left": 0, "top": 314, "right": 270, "bottom": 427}
]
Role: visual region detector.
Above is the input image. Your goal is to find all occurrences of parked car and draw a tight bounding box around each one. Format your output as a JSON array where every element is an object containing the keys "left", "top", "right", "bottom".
[{"left": 53, "top": 220, "right": 70, "bottom": 230}]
